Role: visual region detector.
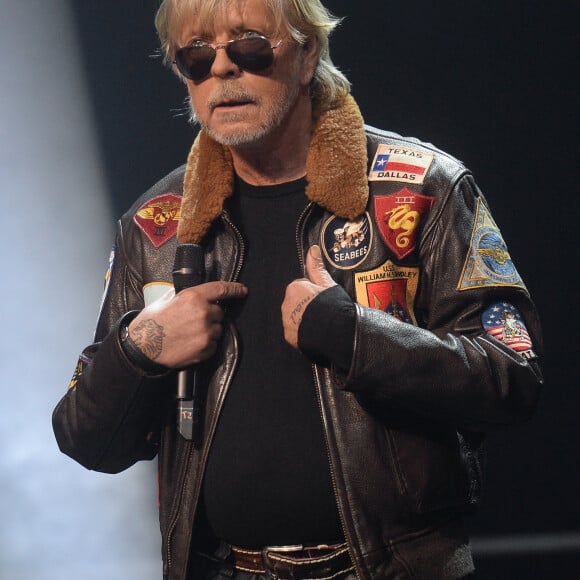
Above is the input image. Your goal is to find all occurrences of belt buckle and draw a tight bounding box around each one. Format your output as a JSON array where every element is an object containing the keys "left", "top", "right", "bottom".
[{"left": 262, "top": 545, "right": 303, "bottom": 580}]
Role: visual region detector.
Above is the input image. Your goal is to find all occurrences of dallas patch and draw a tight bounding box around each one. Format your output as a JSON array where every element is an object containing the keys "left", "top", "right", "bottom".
[
  {"left": 321, "top": 213, "right": 372, "bottom": 270},
  {"left": 482, "top": 303, "right": 535, "bottom": 359},
  {"left": 374, "top": 189, "right": 434, "bottom": 259},
  {"left": 134, "top": 193, "right": 181, "bottom": 248},
  {"left": 369, "top": 144, "right": 434, "bottom": 184},
  {"left": 354, "top": 260, "right": 419, "bottom": 324},
  {"left": 457, "top": 198, "right": 525, "bottom": 291}
]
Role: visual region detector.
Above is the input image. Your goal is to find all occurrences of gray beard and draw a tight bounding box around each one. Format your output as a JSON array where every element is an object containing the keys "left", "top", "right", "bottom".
[{"left": 187, "top": 81, "right": 301, "bottom": 148}]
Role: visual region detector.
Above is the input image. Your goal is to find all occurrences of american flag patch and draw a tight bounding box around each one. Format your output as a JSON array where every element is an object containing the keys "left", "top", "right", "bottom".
[{"left": 482, "top": 302, "right": 533, "bottom": 355}]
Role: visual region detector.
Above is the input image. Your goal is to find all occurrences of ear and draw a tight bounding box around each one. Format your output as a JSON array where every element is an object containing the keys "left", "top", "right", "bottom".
[{"left": 300, "top": 35, "right": 320, "bottom": 87}]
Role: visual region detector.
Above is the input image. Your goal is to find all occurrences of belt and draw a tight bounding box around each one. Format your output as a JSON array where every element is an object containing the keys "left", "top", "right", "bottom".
[{"left": 230, "top": 543, "right": 354, "bottom": 579}]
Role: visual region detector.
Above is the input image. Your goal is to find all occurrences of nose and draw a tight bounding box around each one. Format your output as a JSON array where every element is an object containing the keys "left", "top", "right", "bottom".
[{"left": 210, "top": 43, "right": 241, "bottom": 78}]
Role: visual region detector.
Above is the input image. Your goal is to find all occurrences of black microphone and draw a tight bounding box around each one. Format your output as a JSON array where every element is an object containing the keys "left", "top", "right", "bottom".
[{"left": 172, "top": 243, "right": 205, "bottom": 444}]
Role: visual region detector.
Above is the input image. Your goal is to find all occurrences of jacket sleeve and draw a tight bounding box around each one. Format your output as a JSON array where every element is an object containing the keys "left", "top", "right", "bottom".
[
  {"left": 342, "top": 173, "right": 543, "bottom": 431},
  {"left": 52, "top": 217, "right": 172, "bottom": 474}
]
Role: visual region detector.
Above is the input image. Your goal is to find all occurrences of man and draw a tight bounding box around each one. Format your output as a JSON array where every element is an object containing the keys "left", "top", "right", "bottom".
[{"left": 52, "top": 0, "right": 543, "bottom": 579}]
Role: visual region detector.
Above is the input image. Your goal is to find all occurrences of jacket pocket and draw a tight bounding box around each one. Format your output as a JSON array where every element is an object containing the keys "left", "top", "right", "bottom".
[{"left": 384, "top": 422, "right": 474, "bottom": 514}]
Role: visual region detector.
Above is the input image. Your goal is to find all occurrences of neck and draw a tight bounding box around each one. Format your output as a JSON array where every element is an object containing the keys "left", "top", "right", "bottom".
[{"left": 229, "top": 94, "right": 314, "bottom": 186}]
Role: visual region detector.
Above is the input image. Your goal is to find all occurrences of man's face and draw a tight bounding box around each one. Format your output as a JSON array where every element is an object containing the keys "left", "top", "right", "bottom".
[{"left": 178, "top": 0, "right": 316, "bottom": 148}]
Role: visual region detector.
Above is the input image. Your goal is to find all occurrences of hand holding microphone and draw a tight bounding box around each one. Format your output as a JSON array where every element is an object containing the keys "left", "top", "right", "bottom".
[
  {"left": 172, "top": 244, "right": 205, "bottom": 442},
  {"left": 171, "top": 244, "right": 248, "bottom": 442}
]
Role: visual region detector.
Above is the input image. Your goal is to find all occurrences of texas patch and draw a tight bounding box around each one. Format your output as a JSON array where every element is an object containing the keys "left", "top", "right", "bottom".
[
  {"left": 482, "top": 303, "right": 536, "bottom": 359},
  {"left": 134, "top": 193, "right": 181, "bottom": 248},
  {"left": 457, "top": 198, "right": 526, "bottom": 291},
  {"left": 369, "top": 144, "right": 434, "bottom": 184},
  {"left": 354, "top": 260, "right": 419, "bottom": 324},
  {"left": 374, "top": 189, "right": 434, "bottom": 259},
  {"left": 321, "top": 213, "right": 372, "bottom": 270}
]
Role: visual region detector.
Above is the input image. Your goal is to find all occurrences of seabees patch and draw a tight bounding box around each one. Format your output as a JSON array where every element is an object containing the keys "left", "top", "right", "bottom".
[
  {"left": 369, "top": 144, "right": 434, "bottom": 184},
  {"left": 321, "top": 213, "right": 372, "bottom": 270},
  {"left": 354, "top": 260, "right": 419, "bottom": 325},
  {"left": 457, "top": 198, "right": 525, "bottom": 291},
  {"left": 134, "top": 193, "right": 181, "bottom": 248},
  {"left": 374, "top": 189, "right": 434, "bottom": 259},
  {"left": 482, "top": 302, "right": 536, "bottom": 359}
]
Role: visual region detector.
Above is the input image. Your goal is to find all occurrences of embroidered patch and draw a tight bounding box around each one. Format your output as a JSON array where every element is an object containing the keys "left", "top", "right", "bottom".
[
  {"left": 134, "top": 193, "right": 181, "bottom": 248},
  {"left": 374, "top": 189, "right": 434, "bottom": 259},
  {"left": 321, "top": 213, "right": 372, "bottom": 270},
  {"left": 482, "top": 303, "right": 535, "bottom": 359},
  {"left": 369, "top": 144, "right": 434, "bottom": 184},
  {"left": 98, "top": 244, "right": 116, "bottom": 312},
  {"left": 68, "top": 354, "right": 91, "bottom": 390},
  {"left": 143, "top": 282, "right": 174, "bottom": 307},
  {"left": 354, "top": 260, "right": 419, "bottom": 324},
  {"left": 457, "top": 198, "right": 525, "bottom": 291},
  {"left": 104, "top": 245, "right": 115, "bottom": 289}
]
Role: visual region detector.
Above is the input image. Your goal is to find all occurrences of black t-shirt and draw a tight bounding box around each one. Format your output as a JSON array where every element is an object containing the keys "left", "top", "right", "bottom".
[{"left": 201, "top": 176, "right": 343, "bottom": 548}]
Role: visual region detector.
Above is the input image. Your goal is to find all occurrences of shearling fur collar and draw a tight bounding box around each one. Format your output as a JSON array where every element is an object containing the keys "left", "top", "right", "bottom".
[{"left": 177, "top": 94, "right": 368, "bottom": 244}]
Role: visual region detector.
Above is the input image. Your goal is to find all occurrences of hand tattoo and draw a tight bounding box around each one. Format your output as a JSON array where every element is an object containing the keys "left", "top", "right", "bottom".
[
  {"left": 289, "top": 291, "right": 321, "bottom": 326},
  {"left": 132, "top": 319, "right": 165, "bottom": 361}
]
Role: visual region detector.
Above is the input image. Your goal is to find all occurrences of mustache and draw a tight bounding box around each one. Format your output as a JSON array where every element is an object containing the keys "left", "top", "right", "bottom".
[{"left": 207, "top": 84, "right": 260, "bottom": 110}]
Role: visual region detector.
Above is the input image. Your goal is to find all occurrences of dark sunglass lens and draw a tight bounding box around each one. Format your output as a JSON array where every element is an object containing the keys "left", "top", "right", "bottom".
[
  {"left": 227, "top": 37, "right": 274, "bottom": 72},
  {"left": 176, "top": 45, "right": 216, "bottom": 81}
]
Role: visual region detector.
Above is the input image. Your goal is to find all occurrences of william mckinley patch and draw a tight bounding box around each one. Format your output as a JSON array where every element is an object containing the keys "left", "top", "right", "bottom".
[
  {"left": 321, "top": 213, "right": 372, "bottom": 270},
  {"left": 134, "top": 193, "right": 181, "bottom": 248},
  {"left": 369, "top": 144, "right": 434, "bottom": 184},
  {"left": 354, "top": 260, "right": 419, "bottom": 324},
  {"left": 482, "top": 303, "right": 535, "bottom": 359},
  {"left": 374, "top": 189, "right": 434, "bottom": 259},
  {"left": 457, "top": 198, "right": 525, "bottom": 291}
]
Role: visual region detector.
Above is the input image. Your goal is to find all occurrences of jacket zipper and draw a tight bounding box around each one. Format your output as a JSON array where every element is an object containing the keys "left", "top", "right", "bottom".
[
  {"left": 295, "top": 203, "right": 363, "bottom": 580},
  {"left": 165, "top": 213, "right": 245, "bottom": 576}
]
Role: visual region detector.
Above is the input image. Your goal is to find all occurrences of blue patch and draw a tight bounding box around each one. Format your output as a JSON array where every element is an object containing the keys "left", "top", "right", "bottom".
[
  {"left": 458, "top": 199, "right": 526, "bottom": 291},
  {"left": 321, "top": 213, "right": 372, "bottom": 270}
]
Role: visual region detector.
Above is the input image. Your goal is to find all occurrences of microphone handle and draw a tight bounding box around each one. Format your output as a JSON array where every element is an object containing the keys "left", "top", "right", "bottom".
[{"left": 172, "top": 244, "right": 205, "bottom": 444}]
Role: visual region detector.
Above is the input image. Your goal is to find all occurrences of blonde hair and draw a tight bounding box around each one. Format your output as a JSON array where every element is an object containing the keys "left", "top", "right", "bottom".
[{"left": 155, "top": 0, "right": 351, "bottom": 112}]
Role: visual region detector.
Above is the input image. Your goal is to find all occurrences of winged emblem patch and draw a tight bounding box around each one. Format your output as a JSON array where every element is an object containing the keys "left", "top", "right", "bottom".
[{"left": 134, "top": 193, "right": 181, "bottom": 248}]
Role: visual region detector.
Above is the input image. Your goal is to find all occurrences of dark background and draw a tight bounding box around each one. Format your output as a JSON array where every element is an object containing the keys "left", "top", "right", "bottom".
[{"left": 70, "top": 1, "right": 578, "bottom": 577}]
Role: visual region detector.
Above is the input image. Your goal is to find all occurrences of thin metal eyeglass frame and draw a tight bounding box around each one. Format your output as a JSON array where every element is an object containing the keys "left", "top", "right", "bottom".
[{"left": 173, "top": 36, "right": 284, "bottom": 81}]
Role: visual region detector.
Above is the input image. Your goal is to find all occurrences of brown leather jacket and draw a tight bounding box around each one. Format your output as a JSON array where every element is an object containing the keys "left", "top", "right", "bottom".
[{"left": 52, "top": 96, "right": 543, "bottom": 579}]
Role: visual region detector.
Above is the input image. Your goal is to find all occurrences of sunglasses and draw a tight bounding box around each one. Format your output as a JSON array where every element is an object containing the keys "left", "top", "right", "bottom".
[{"left": 174, "top": 36, "right": 283, "bottom": 82}]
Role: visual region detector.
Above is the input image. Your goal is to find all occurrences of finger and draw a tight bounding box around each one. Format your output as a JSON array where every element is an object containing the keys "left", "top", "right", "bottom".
[
  {"left": 205, "top": 303, "right": 225, "bottom": 323},
  {"left": 192, "top": 281, "right": 248, "bottom": 303},
  {"left": 208, "top": 321, "right": 224, "bottom": 341},
  {"left": 305, "top": 245, "right": 336, "bottom": 288}
]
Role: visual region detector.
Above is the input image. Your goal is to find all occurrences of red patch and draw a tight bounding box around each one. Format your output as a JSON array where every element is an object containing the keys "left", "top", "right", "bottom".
[
  {"left": 365, "top": 279, "right": 415, "bottom": 324},
  {"left": 134, "top": 193, "right": 181, "bottom": 248},
  {"left": 373, "top": 189, "right": 434, "bottom": 259}
]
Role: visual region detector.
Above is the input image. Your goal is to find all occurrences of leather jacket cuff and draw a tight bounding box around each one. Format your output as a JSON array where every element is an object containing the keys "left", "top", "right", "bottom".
[
  {"left": 298, "top": 285, "right": 356, "bottom": 370},
  {"left": 118, "top": 311, "right": 169, "bottom": 376}
]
